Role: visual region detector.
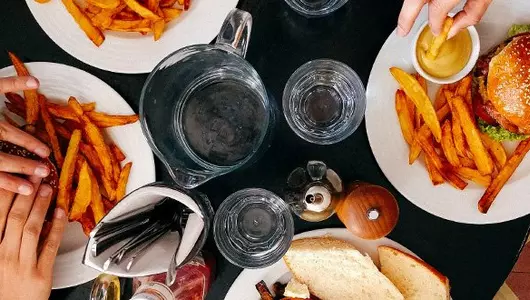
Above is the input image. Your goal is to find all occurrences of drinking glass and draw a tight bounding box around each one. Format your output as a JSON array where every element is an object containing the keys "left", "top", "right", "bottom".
[
  {"left": 284, "top": 0, "right": 349, "bottom": 17},
  {"left": 213, "top": 188, "right": 294, "bottom": 269},
  {"left": 283, "top": 59, "right": 366, "bottom": 145},
  {"left": 140, "top": 9, "right": 275, "bottom": 189}
]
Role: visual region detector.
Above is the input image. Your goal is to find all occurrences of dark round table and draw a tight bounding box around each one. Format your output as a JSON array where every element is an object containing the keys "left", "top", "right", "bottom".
[{"left": 1, "top": 0, "right": 529, "bottom": 299}]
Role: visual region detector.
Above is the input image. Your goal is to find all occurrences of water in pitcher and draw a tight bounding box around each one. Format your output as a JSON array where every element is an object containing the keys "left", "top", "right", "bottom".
[{"left": 177, "top": 79, "right": 267, "bottom": 167}]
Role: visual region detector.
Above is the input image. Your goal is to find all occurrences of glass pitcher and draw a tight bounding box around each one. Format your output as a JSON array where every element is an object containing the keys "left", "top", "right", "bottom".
[{"left": 140, "top": 9, "right": 275, "bottom": 189}]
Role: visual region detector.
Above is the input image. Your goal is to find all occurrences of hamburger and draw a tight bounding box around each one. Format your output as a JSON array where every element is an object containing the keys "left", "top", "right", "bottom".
[{"left": 472, "top": 25, "right": 530, "bottom": 141}]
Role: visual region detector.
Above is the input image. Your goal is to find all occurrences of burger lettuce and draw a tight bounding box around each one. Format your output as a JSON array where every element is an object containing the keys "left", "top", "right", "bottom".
[{"left": 508, "top": 24, "right": 530, "bottom": 38}]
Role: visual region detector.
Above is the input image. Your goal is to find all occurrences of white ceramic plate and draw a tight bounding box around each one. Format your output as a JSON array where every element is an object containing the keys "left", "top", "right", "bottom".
[
  {"left": 25, "top": 0, "right": 238, "bottom": 74},
  {"left": 0, "top": 62, "right": 156, "bottom": 288},
  {"left": 366, "top": 0, "right": 530, "bottom": 224},
  {"left": 224, "top": 228, "right": 417, "bottom": 300}
]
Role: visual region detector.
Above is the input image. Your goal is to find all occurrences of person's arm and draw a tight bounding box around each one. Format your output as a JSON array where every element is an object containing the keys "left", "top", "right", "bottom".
[{"left": 397, "top": 0, "right": 492, "bottom": 38}]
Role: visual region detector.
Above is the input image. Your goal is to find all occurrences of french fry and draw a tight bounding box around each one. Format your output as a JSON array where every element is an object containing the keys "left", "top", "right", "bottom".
[
  {"left": 444, "top": 90, "right": 471, "bottom": 158},
  {"left": 86, "top": 111, "right": 139, "bottom": 127},
  {"left": 440, "top": 119, "right": 461, "bottom": 167},
  {"left": 69, "top": 161, "right": 93, "bottom": 221},
  {"left": 5, "top": 92, "right": 25, "bottom": 107},
  {"left": 90, "top": 4, "right": 126, "bottom": 28},
  {"left": 160, "top": 0, "right": 178, "bottom": 7},
  {"left": 455, "top": 167, "right": 491, "bottom": 187},
  {"left": 460, "top": 156, "right": 476, "bottom": 168},
  {"left": 455, "top": 76, "right": 472, "bottom": 98},
  {"left": 395, "top": 90, "right": 415, "bottom": 145},
  {"left": 8, "top": 52, "right": 39, "bottom": 124},
  {"left": 87, "top": 165, "right": 105, "bottom": 223},
  {"left": 116, "top": 162, "right": 132, "bottom": 201},
  {"left": 122, "top": 0, "right": 161, "bottom": 21},
  {"left": 86, "top": 0, "right": 120, "bottom": 9},
  {"left": 57, "top": 130, "right": 82, "bottom": 213},
  {"left": 162, "top": 8, "right": 182, "bottom": 22},
  {"left": 255, "top": 281, "right": 274, "bottom": 300},
  {"left": 38, "top": 95, "right": 64, "bottom": 168},
  {"left": 434, "top": 87, "right": 447, "bottom": 110},
  {"left": 107, "top": 19, "right": 151, "bottom": 30},
  {"left": 78, "top": 208, "right": 96, "bottom": 236},
  {"left": 109, "top": 145, "right": 121, "bottom": 182},
  {"left": 425, "top": 156, "right": 444, "bottom": 185},
  {"left": 390, "top": 67, "right": 442, "bottom": 142},
  {"left": 408, "top": 103, "right": 451, "bottom": 164},
  {"left": 34, "top": 0, "right": 51, "bottom": 3},
  {"left": 480, "top": 133, "right": 507, "bottom": 168},
  {"left": 414, "top": 74, "right": 427, "bottom": 128},
  {"left": 152, "top": 10, "right": 165, "bottom": 41},
  {"left": 450, "top": 95, "right": 494, "bottom": 175},
  {"left": 426, "top": 17, "right": 453, "bottom": 60},
  {"left": 478, "top": 139, "right": 530, "bottom": 213},
  {"left": 62, "top": 0, "right": 105, "bottom": 46},
  {"left": 417, "top": 135, "right": 468, "bottom": 190},
  {"left": 110, "top": 143, "right": 126, "bottom": 161}
]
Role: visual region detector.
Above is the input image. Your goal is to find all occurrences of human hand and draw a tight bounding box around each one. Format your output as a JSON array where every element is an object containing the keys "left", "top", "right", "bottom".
[
  {"left": 397, "top": 0, "right": 492, "bottom": 38},
  {"left": 1, "top": 75, "right": 52, "bottom": 195},
  {"left": 0, "top": 179, "right": 67, "bottom": 300}
]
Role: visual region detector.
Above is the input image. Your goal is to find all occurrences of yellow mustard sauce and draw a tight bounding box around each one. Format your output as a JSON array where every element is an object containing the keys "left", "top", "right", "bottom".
[{"left": 416, "top": 27, "right": 472, "bottom": 78}]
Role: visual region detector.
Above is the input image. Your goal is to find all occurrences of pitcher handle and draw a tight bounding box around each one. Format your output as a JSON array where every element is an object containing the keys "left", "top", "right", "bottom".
[{"left": 215, "top": 9, "right": 252, "bottom": 57}]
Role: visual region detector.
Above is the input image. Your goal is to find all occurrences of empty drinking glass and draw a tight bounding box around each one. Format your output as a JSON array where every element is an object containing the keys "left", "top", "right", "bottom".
[
  {"left": 284, "top": 0, "right": 349, "bottom": 17},
  {"left": 283, "top": 59, "right": 366, "bottom": 145}
]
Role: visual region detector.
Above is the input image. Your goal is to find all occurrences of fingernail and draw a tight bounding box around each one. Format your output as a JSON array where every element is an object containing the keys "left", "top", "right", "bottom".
[
  {"left": 18, "top": 184, "right": 33, "bottom": 195},
  {"left": 54, "top": 208, "right": 65, "bottom": 219},
  {"left": 26, "top": 77, "right": 39, "bottom": 89},
  {"left": 34, "top": 147, "right": 50, "bottom": 158},
  {"left": 39, "top": 185, "right": 52, "bottom": 197},
  {"left": 34, "top": 165, "right": 50, "bottom": 177}
]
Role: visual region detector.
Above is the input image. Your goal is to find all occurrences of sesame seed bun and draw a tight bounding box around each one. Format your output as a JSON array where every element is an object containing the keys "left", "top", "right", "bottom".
[{"left": 487, "top": 34, "right": 530, "bottom": 134}]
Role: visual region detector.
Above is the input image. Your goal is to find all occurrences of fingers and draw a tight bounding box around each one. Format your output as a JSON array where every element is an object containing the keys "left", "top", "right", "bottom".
[
  {"left": 428, "top": 0, "right": 461, "bottom": 35},
  {"left": 38, "top": 208, "right": 66, "bottom": 277},
  {"left": 0, "top": 188, "right": 16, "bottom": 241},
  {"left": 448, "top": 0, "right": 491, "bottom": 38},
  {"left": 0, "top": 172, "right": 35, "bottom": 195},
  {"left": 397, "top": 0, "right": 427, "bottom": 36},
  {"left": 0, "top": 121, "right": 50, "bottom": 157},
  {"left": 0, "top": 76, "right": 39, "bottom": 94},
  {"left": 0, "top": 152, "right": 50, "bottom": 177},
  {"left": 1, "top": 176, "right": 41, "bottom": 258},
  {"left": 20, "top": 184, "right": 53, "bottom": 264}
]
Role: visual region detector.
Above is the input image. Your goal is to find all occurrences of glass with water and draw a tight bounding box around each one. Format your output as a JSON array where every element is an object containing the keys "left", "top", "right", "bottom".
[{"left": 140, "top": 9, "right": 274, "bottom": 188}]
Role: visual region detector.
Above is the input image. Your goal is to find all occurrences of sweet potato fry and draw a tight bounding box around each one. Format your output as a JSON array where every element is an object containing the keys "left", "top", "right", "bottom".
[
  {"left": 106, "top": 19, "right": 151, "bottom": 30},
  {"left": 417, "top": 135, "right": 468, "bottom": 190},
  {"left": 479, "top": 139, "right": 530, "bottom": 213},
  {"left": 160, "top": 0, "right": 178, "bottom": 7},
  {"left": 86, "top": 0, "right": 120, "bottom": 9},
  {"left": 57, "top": 130, "right": 82, "bottom": 213},
  {"left": 69, "top": 161, "right": 93, "bottom": 221},
  {"left": 5, "top": 92, "right": 25, "bottom": 107},
  {"left": 62, "top": 0, "right": 105, "bottom": 46},
  {"left": 38, "top": 95, "right": 64, "bottom": 167},
  {"left": 8, "top": 52, "right": 39, "bottom": 124},
  {"left": 480, "top": 133, "right": 507, "bottom": 169},
  {"left": 408, "top": 103, "right": 451, "bottom": 164},
  {"left": 390, "top": 67, "right": 442, "bottom": 141},
  {"left": 434, "top": 87, "right": 447, "bottom": 110},
  {"left": 444, "top": 90, "right": 471, "bottom": 158},
  {"left": 455, "top": 76, "right": 472, "bottom": 98},
  {"left": 425, "top": 156, "right": 444, "bottom": 185},
  {"left": 87, "top": 165, "right": 105, "bottom": 223},
  {"left": 414, "top": 74, "right": 427, "bottom": 128},
  {"left": 109, "top": 146, "right": 121, "bottom": 182},
  {"left": 395, "top": 90, "right": 415, "bottom": 145},
  {"left": 255, "top": 281, "right": 274, "bottom": 300},
  {"left": 86, "top": 111, "right": 139, "bottom": 127},
  {"left": 455, "top": 167, "right": 491, "bottom": 187},
  {"left": 162, "top": 8, "right": 182, "bottom": 22},
  {"left": 450, "top": 95, "right": 494, "bottom": 175},
  {"left": 152, "top": 18, "right": 165, "bottom": 41},
  {"left": 123, "top": 0, "right": 161, "bottom": 21},
  {"left": 5, "top": 101, "right": 26, "bottom": 119},
  {"left": 47, "top": 102, "right": 79, "bottom": 121},
  {"left": 90, "top": 4, "right": 126, "bottom": 28},
  {"left": 78, "top": 208, "right": 96, "bottom": 236},
  {"left": 460, "top": 156, "right": 476, "bottom": 168},
  {"left": 440, "top": 119, "right": 461, "bottom": 167},
  {"left": 116, "top": 162, "right": 132, "bottom": 201},
  {"left": 110, "top": 143, "right": 126, "bottom": 161},
  {"left": 426, "top": 17, "right": 453, "bottom": 60}
]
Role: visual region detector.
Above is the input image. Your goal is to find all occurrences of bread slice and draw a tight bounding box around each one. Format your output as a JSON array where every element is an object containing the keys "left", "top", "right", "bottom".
[
  {"left": 283, "top": 237, "right": 403, "bottom": 300},
  {"left": 378, "top": 246, "right": 450, "bottom": 300}
]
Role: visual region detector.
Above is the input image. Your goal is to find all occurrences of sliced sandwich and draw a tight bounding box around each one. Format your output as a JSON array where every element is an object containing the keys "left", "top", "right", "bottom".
[
  {"left": 378, "top": 246, "right": 450, "bottom": 300},
  {"left": 283, "top": 237, "right": 403, "bottom": 300}
]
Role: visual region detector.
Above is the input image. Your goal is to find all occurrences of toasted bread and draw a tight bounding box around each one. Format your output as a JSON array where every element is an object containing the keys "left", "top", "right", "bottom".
[
  {"left": 378, "top": 246, "right": 450, "bottom": 300},
  {"left": 283, "top": 237, "right": 403, "bottom": 300}
]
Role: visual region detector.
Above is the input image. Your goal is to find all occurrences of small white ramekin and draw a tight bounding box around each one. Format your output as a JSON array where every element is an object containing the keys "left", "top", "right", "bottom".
[{"left": 411, "top": 21, "right": 480, "bottom": 84}]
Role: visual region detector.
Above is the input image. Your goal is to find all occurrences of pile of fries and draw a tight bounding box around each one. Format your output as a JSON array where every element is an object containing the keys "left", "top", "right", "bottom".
[
  {"left": 391, "top": 67, "right": 530, "bottom": 214},
  {"left": 3, "top": 52, "right": 139, "bottom": 235},
  {"left": 36, "top": 0, "right": 188, "bottom": 46}
]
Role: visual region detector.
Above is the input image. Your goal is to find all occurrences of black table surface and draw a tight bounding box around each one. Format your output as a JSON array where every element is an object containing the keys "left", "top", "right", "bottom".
[{"left": 2, "top": 0, "right": 530, "bottom": 299}]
